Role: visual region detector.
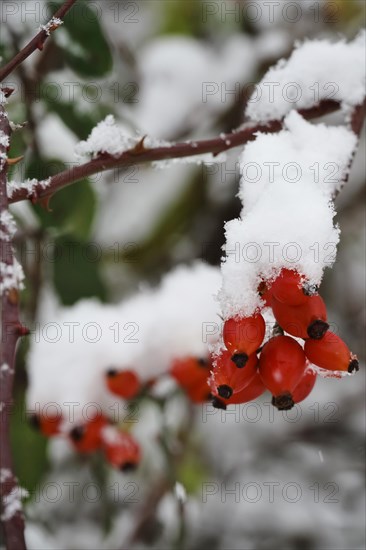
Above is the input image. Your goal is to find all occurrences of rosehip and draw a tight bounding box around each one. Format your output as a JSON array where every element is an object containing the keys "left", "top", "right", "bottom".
[
  {"left": 101, "top": 427, "right": 141, "bottom": 471},
  {"left": 291, "top": 367, "right": 317, "bottom": 405},
  {"left": 171, "top": 356, "right": 212, "bottom": 403},
  {"left": 257, "top": 280, "right": 272, "bottom": 307},
  {"left": 270, "top": 269, "right": 311, "bottom": 306},
  {"left": 271, "top": 294, "right": 329, "bottom": 340},
  {"left": 69, "top": 415, "right": 108, "bottom": 453},
  {"left": 212, "top": 372, "right": 266, "bottom": 409},
  {"left": 209, "top": 349, "right": 258, "bottom": 400},
  {"left": 223, "top": 314, "right": 266, "bottom": 367},
  {"left": 304, "top": 332, "right": 359, "bottom": 373},
  {"left": 106, "top": 369, "right": 141, "bottom": 399},
  {"left": 259, "top": 335, "right": 307, "bottom": 410},
  {"left": 29, "top": 412, "right": 62, "bottom": 436}
]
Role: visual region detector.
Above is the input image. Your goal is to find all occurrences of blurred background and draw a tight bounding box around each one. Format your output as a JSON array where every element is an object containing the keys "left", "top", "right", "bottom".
[{"left": 1, "top": 0, "right": 365, "bottom": 548}]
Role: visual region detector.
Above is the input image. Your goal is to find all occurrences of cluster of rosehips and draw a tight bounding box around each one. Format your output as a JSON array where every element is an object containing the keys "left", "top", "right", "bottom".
[
  {"left": 208, "top": 269, "right": 359, "bottom": 410},
  {"left": 169, "top": 269, "right": 359, "bottom": 411},
  {"left": 30, "top": 268, "right": 359, "bottom": 465},
  {"left": 30, "top": 412, "right": 140, "bottom": 472},
  {"left": 30, "top": 369, "right": 145, "bottom": 470}
]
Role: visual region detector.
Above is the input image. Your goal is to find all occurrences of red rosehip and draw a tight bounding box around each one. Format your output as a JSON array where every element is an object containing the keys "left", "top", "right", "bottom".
[
  {"left": 101, "top": 427, "right": 141, "bottom": 471},
  {"left": 291, "top": 367, "right": 317, "bottom": 405},
  {"left": 106, "top": 369, "right": 141, "bottom": 399},
  {"left": 304, "top": 332, "right": 359, "bottom": 373},
  {"left": 271, "top": 294, "right": 328, "bottom": 340},
  {"left": 209, "top": 349, "right": 258, "bottom": 400},
  {"left": 69, "top": 414, "right": 108, "bottom": 453},
  {"left": 270, "top": 269, "right": 313, "bottom": 306},
  {"left": 259, "top": 335, "right": 307, "bottom": 410},
  {"left": 29, "top": 412, "right": 62, "bottom": 437},
  {"left": 212, "top": 371, "right": 266, "bottom": 409},
  {"left": 171, "top": 356, "right": 212, "bottom": 403},
  {"left": 223, "top": 314, "right": 266, "bottom": 367},
  {"left": 257, "top": 280, "right": 273, "bottom": 307}
]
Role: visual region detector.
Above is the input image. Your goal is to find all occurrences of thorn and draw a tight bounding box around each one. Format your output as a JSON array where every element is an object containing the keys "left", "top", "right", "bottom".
[
  {"left": 10, "top": 121, "right": 28, "bottom": 131},
  {"left": 2, "top": 87, "right": 15, "bottom": 98},
  {"left": 7, "top": 288, "right": 19, "bottom": 305},
  {"left": 39, "top": 196, "right": 53, "bottom": 212},
  {"left": 129, "top": 135, "right": 147, "bottom": 155},
  {"left": 6, "top": 155, "right": 24, "bottom": 166},
  {"left": 16, "top": 324, "right": 30, "bottom": 337}
]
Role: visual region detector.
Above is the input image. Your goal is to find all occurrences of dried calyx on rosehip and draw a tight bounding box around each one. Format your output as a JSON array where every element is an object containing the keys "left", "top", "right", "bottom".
[
  {"left": 209, "top": 349, "right": 258, "bottom": 401},
  {"left": 211, "top": 372, "right": 266, "bottom": 410}
]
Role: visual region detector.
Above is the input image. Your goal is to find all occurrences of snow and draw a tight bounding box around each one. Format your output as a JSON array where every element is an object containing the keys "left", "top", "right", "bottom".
[
  {"left": 174, "top": 481, "right": 187, "bottom": 504},
  {"left": 0, "top": 468, "right": 12, "bottom": 483},
  {"left": 0, "top": 363, "right": 11, "bottom": 375},
  {"left": 1, "top": 486, "right": 29, "bottom": 522},
  {"left": 40, "top": 17, "right": 63, "bottom": 36},
  {"left": 0, "top": 91, "right": 7, "bottom": 106},
  {"left": 75, "top": 115, "right": 137, "bottom": 159},
  {"left": 7, "top": 177, "right": 51, "bottom": 199},
  {"left": 219, "top": 112, "right": 358, "bottom": 319},
  {"left": 0, "top": 210, "right": 17, "bottom": 241},
  {"left": 0, "top": 130, "right": 9, "bottom": 148},
  {"left": 246, "top": 32, "right": 366, "bottom": 122},
  {"left": 0, "top": 258, "right": 25, "bottom": 294},
  {"left": 26, "top": 262, "right": 221, "bottom": 423},
  {"left": 240, "top": 112, "right": 357, "bottom": 210}
]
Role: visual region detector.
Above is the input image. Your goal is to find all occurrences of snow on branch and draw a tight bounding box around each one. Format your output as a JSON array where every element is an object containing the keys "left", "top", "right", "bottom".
[
  {"left": 246, "top": 31, "right": 365, "bottom": 122},
  {"left": 0, "top": 0, "right": 77, "bottom": 83},
  {"left": 8, "top": 100, "right": 341, "bottom": 205}
]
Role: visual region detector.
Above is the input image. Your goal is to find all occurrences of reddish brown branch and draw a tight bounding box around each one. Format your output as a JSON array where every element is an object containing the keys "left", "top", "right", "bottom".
[
  {"left": 0, "top": 108, "right": 27, "bottom": 549},
  {"left": 8, "top": 100, "right": 341, "bottom": 204},
  {"left": 0, "top": 0, "right": 78, "bottom": 83}
]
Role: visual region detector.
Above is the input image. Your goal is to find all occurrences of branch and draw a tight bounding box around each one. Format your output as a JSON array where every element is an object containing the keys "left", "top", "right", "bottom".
[
  {"left": 8, "top": 100, "right": 342, "bottom": 204},
  {"left": 0, "top": 106, "right": 27, "bottom": 550},
  {"left": 0, "top": 0, "right": 78, "bottom": 83},
  {"left": 335, "top": 99, "right": 366, "bottom": 196}
]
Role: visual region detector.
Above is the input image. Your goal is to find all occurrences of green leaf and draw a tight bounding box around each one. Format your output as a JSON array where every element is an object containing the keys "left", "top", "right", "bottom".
[
  {"left": 10, "top": 391, "right": 49, "bottom": 496},
  {"left": 51, "top": 0, "right": 113, "bottom": 77},
  {"left": 26, "top": 155, "right": 96, "bottom": 241},
  {"left": 53, "top": 236, "right": 107, "bottom": 305}
]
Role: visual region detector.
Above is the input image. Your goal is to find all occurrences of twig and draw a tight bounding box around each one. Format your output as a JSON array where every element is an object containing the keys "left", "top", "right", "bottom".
[
  {"left": 0, "top": 0, "right": 78, "bottom": 83},
  {"left": 8, "top": 100, "right": 341, "bottom": 204},
  {"left": 0, "top": 107, "right": 27, "bottom": 549},
  {"left": 335, "top": 100, "right": 366, "bottom": 196}
]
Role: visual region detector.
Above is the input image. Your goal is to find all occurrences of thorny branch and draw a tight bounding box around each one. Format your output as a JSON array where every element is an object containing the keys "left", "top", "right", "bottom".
[
  {"left": 0, "top": 107, "right": 27, "bottom": 549},
  {"left": 0, "top": 0, "right": 78, "bottom": 83},
  {"left": 8, "top": 100, "right": 344, "bottom": 204}
]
